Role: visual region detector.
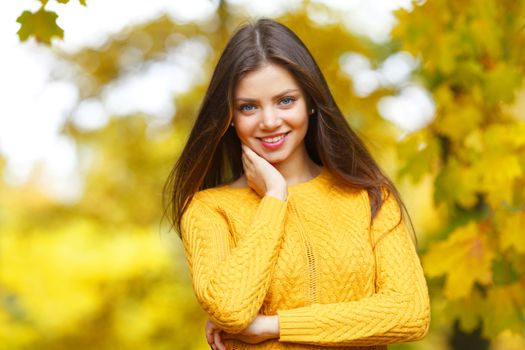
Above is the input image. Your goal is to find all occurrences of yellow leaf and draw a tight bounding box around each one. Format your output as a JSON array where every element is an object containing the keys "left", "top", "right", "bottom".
[
  {"left": 497, "top": 211, "right": 525, "bottom": 253},
  {"left": 464, "top": 129, "right": 483, "bottom": 153},
  {"left": 423, "top": 221, "right": 495, "bottom": 299},
  {"left": 436, "top": 101, "right": 483, "bottom": 141},
  {"left": 476, "top": 153, "right": 522, "bottom": 207},
  {"left": 483, "top": 123, "right": 525, "bottom": 151}
]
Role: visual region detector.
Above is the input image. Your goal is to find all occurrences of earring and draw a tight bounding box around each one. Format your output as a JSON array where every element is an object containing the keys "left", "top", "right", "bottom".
[
  {"left": 231, "top": 122, "right": 234, "bottom": 127},
  {"left": 310, "top": 108, "right": 315, "bottom": 115}
]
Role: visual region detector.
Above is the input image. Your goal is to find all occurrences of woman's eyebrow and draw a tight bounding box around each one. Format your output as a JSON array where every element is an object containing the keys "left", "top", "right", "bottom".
[{"left": 235, "top": 88, "right": 299, "bottom": 102}]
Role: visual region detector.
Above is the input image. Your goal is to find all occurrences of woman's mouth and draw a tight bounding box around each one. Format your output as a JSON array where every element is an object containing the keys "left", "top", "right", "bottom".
[{"left": 258, "top": 132, "right": 289, "bottom": 150}]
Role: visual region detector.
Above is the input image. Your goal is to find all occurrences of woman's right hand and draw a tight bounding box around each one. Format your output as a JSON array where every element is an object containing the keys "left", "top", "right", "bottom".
[
  {"left": 241, "top": 144, "right": 287, "bottom": 200},
  {"left": 205, "top": 315, "right": 279, "bottom": 350}
]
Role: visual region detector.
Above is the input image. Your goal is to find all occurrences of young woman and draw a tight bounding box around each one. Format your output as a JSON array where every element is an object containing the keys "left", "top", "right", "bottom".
[{"left": 163, "top": 18, "right": 430, "bottom": 350}]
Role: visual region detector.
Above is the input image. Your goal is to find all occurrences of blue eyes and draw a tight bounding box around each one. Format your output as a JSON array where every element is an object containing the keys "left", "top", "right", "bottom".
[
  {"left": 281, "top": 97, "right": 295, "bottom": 105},
  {"left": 238, "top": 97, "right": 296, "bottom": 112}
]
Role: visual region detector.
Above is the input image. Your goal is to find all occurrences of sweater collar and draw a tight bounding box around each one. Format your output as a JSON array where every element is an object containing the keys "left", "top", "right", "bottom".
[
  {"left": 287, "top": 166, "right": 330, "bottom": 194},
  {"left": 221, "top": 166, "right": 331, "bottom": 195}
]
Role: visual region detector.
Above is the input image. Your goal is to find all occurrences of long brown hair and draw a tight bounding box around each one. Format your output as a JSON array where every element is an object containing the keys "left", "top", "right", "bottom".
[{"left": 162, "top": 17, "right": 417, "bottom": 247}]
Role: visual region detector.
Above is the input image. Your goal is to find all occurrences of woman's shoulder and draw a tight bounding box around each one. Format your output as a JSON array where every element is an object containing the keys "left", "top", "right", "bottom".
[
  {"left": 325, "top": 182, "right": 371, "bottom": 219},
  {"left": 181, "top": 185, "right": 259, "bottom": 228},
  {"left": 327, "top": 177, "right": 369, "bottom": 201}
]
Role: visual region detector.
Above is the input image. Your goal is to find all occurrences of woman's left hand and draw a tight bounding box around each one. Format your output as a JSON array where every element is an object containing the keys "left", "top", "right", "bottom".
[{"left": 205, "top": 314, "right": 279, "bottom": 350}]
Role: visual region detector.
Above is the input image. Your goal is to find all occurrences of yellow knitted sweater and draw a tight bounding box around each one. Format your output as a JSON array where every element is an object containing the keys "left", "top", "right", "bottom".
[{"left": 180, "top": 167, "right": 430, "bottom": 350}]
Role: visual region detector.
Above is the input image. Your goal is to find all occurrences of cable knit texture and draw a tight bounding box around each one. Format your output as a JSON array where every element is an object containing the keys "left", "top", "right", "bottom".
[{"left": 180, "top": 167, "right": 430, "bottom": 350}]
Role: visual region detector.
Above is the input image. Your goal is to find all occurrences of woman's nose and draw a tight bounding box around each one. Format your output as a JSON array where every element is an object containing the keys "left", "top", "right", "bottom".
[{"left": 259, "top": 108, "right": 281, "bottom": 129}]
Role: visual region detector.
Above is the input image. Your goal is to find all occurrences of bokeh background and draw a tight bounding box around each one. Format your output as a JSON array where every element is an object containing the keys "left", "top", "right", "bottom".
[{"left": 1, "top": 0, "right": 524, "bottom": 349}]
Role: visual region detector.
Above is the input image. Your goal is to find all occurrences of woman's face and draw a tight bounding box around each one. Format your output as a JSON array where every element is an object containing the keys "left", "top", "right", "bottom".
[{"left": 232, "top": 63, "right": 310, "bottom": 165}]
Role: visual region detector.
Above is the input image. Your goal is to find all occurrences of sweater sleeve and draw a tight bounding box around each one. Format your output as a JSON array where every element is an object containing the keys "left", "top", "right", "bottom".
[
  {"left": 276, "top": 190, "right": 430, "bottom": 347},
  {"left": 180, "top": 193, "right": 288, "bottom": 334}
]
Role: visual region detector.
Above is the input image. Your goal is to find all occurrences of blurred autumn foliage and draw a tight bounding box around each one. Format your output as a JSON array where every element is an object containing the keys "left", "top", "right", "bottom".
[
  {"left": 2, "top": 0, "right": 525, "bottom": 349},
  {"left": 393, "top": 0, "right": 525, "bottom": 346}
]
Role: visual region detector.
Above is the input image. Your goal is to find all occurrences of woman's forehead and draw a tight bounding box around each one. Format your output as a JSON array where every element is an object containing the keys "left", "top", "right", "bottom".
[{"left": 234, "top": 65, "right": 301, "bottom": 98}]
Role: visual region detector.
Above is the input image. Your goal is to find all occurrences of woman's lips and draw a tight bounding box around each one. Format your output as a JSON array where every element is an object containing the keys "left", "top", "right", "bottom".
[{"left": 258, "top": 132, "right": 289, "bottom": 150}]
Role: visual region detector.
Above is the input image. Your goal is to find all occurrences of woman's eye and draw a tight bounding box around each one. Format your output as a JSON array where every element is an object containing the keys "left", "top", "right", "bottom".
[
  {"left": 239, "top": 104, "right": 255, "bottom": 112},
  {"left": 281, "top": 97, "right": 295, "bottom": 105},
  {"left": 238, "top": 97, "right": 295, "bottom": 112}
]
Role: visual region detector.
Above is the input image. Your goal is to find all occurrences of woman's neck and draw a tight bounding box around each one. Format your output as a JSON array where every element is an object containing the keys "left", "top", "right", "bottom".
[{"left": 270, "top": 145, "right": 322, "bottom": 186}]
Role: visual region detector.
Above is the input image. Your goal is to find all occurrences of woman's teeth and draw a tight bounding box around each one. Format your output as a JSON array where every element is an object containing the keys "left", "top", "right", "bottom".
[{"left": 262, "top": 134, "right": 285, "bottom": 143}]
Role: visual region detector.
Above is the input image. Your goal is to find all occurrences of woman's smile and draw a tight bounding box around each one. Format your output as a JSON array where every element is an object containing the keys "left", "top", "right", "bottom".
[{"left": 258, "top": 131, "right": 291, "bottom": 150}]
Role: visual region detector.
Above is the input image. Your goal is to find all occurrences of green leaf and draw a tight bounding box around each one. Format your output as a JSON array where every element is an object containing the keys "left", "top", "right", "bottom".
[
  {"left": 483, "top": 63, "right": 523, "bottom": 105},
  {"left": 492, "top": 257, "right": 520, "bottom": 285},
  {"left": 55, "top": 0, "right": 86, "bottom": 5},
  {"left": 443, "top": 288, "right": 484, "bottom": 332},
  {"left": 397, "top": 131, "right": 439, "bottom": 183},
  {"left": 481, "top": 284, "right": 525, "bottom": 338},
  {"left": 16, "top": 8, "right": 64, "bottom": 45},
  {"left": 434, "top": 157, "right": 479, "bottom": 209}
]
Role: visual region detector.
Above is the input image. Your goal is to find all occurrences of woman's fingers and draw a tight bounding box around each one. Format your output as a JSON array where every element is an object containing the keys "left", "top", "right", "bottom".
[
  {"left": 242, "top": 144, "right": 257, "bottom": 162},
  {"left": 241, "top": 151, "right": 248, "bottom": 168},
  {"left": 241, "top": 146, "right": 249, "bottom": 163},
  {"left": 205, "top": 321, "right": 214, "bottom": 348},
  {"left": 214, "top": 329, "right": 226, "bottom": 350}
]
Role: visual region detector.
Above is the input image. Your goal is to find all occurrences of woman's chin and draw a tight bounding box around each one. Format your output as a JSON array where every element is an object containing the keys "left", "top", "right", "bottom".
[
  {"left": 265, "top": 155, "right": 286, "bottom": 165},
  {"left": 250, "top": 145, "right": 287, "bottom": 164}
]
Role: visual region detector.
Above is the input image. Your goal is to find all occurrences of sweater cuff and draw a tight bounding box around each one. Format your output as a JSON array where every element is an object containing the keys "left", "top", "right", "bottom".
[{"left": 277, "top": 305, "right": 320, "bottom": 342}]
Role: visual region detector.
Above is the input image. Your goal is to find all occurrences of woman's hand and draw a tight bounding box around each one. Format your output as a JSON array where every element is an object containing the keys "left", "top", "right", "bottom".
[
  {"left": 205, "top": 319, "right": 226, "bottom": 350},
  {"left": 205, "top": 315, "right": 280, "bottom": 350},
  {"left": 241, "top": 143, "right": 287, "bottom": 200}
]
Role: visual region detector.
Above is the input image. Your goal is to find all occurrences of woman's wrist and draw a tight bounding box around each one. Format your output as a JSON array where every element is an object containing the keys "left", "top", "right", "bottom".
[
  {"left": 262, "top": 315, "right": 280, "bottom": 339},
  {"left": 265, "top": 189, "right": 287, "bottom": 201},
  {"left": 274, "top": 315, "right": 280, "bottom": 339}
]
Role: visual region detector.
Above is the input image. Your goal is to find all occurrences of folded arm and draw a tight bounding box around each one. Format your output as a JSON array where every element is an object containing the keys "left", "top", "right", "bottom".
[
  {"left": 181, "top": 193, "right": 288, "bottom": 334},
  {"left": 277, "top": 190, "right": 430, "bottom": 347}
]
